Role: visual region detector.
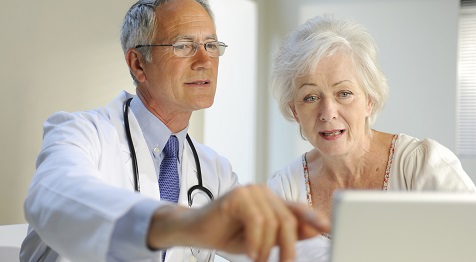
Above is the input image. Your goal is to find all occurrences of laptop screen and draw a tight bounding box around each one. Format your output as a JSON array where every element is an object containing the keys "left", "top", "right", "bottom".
[{"left": 330, "top": 191, "right": 476, "bottom": 262}]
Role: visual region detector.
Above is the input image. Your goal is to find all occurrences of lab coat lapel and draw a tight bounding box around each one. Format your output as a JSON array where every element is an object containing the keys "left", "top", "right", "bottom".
[
  {"left": 179, "top": 144, "right": 197, "bottom": 206},
  {"left": 106, "top": 91, "right": 160, "bottom": 200}
]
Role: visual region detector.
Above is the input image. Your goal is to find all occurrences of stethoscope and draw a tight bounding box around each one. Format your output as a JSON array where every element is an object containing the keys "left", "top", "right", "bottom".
[{"left": 123, "top": 97, "right": 214, "bottom": 206}]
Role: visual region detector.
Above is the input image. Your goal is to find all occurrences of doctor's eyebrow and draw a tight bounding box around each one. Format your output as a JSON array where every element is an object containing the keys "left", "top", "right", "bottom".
[{"left": 173, "top": 34, "right": 218, "bottom": 42}]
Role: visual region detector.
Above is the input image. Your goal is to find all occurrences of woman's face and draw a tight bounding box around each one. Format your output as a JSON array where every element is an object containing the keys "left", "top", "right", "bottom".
[{"left": 291, "top": 52, "right": 372, "bottom": 157}]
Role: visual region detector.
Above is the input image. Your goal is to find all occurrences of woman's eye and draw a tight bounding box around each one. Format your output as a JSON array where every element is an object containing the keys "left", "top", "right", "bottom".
[
  {"left": 304, "top": 95, "right": 318, "bottom": 102},
  {"left": 338, "top": 91, "right": 353, "bottom": 98}
]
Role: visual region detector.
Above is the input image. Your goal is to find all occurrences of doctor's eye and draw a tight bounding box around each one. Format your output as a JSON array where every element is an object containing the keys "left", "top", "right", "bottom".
[
  {"left": 205, "top": 41, "right": 219, "bottom": 51},
  {"left": 173, "top": 42, "right": 194, "bottom": 50}
]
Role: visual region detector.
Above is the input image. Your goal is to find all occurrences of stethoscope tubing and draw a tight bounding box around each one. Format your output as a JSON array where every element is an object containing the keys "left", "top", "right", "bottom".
[
  {"left": 124, "top": 98, "right": 140, "bottom": 192},
  {"left": 123, "top": 97, "right": 214, "bottom": 205}
]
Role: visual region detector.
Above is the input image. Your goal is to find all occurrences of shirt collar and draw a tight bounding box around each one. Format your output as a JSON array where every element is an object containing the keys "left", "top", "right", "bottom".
[{"left": 129, "top": 96, "right": 188, "bottom": 163}]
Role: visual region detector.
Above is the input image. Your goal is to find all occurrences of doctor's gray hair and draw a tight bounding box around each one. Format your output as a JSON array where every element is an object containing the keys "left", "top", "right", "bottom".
[
  {"left": 120, "top": 0, "right": 215, "bottom": 85},
  {"left": 270, "top": 15, "right": 388, "bottom": 134}
]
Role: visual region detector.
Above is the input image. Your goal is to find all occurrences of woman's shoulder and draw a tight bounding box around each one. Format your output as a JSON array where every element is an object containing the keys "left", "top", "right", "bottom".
[
  {"left": 393, "top": 133, "right": 462, "bottom": 168},
  {"left": 268, "top": 155, "right": 305, "bottom": 182},
  {"left": 267, "top": 155, "right": 307, "bottom": 201},
  {"left": 390, "top": 133, "right": 475, "bottom": 192},
  {"left": 395, "top": 133, "right": 453, "bottom": 156}
]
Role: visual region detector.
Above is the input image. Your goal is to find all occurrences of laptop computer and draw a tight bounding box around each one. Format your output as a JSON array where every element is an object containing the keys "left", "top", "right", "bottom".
[{"left": 330, "top": 191, "right": 476, "bottom": 262}]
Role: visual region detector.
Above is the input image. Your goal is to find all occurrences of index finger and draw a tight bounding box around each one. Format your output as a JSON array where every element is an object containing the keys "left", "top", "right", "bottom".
[{"left": 286, "top": 202, "right": 331, "bottom": 239}]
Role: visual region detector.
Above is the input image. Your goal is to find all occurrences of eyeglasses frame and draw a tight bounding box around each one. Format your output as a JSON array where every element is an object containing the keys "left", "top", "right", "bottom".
[{"left": 134, "top": 41, "right": 228, "bottom": 57}]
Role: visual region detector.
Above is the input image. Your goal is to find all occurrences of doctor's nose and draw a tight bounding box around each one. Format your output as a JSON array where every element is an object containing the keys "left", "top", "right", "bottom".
[{"left": 191, "top": 45, "right": 213, "bottom": 70}]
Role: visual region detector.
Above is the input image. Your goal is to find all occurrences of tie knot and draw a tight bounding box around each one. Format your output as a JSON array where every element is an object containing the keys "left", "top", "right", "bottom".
[{"left": 163, "top": 135, "right": 178, "bottom": 158}]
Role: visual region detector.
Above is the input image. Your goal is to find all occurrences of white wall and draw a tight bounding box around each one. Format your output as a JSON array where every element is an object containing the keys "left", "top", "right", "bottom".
[
  {"left": 1, "top": 0, "right": 473, "bottom": 225},
  {"left": 205, "top": 0, "right": 258, "bottom": 185},
  {"left": 262, "top": 0, "right": 476, "bottom": 183},
  {"left": 0, "top": 0, "right": 138, "bottom": 225}
]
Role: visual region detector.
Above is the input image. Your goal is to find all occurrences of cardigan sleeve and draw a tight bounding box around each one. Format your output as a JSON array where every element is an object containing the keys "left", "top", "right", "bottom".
[{"left": 391, "top": 134, "right": 476, "bottom": 192}]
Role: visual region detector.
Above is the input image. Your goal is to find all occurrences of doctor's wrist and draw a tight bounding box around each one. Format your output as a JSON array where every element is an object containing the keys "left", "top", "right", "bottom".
[{"left": 147, "top": 204, "right": 192, "bottom": 250}]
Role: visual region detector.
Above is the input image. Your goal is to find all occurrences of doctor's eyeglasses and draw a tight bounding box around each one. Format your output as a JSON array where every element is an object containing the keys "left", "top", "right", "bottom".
[{"left": 135, "top": 41, "right": 228, "bottom": 57}]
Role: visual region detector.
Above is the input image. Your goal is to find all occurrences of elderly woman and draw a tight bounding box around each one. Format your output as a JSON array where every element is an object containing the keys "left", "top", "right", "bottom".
[{"left": 267, "top": 15, "right": 476, "bottom": 261}]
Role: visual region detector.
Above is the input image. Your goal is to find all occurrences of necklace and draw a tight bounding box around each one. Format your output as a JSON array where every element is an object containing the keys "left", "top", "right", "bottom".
[
  {"left": 302, "top": 153, "right": 332, "bottom": 240},
  {"left": 301, "top": 134, "right": 398, "bottom": 240}
]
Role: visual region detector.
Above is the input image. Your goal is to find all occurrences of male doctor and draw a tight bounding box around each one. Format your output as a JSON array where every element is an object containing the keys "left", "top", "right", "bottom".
[{"left": 20, "top": 0, "right": 328, "bottom": 261}]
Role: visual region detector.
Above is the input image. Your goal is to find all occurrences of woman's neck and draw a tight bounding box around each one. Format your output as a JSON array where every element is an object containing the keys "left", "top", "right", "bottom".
[{"left": 307, "top": 130, "right": 384, "bottom": 187}]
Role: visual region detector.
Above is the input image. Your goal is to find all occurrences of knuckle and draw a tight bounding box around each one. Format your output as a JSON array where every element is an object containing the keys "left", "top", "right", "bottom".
[
  {"left": 250, "top": 213, "right": 266, "bottom": 226},
  {"left": 266, "top": 218, "right": 279, "bottom": 230},
  {"left": 281, "top": 215, "right": 298, "bottom": 230},
  {"left": 232, "top": 186, "right": 247, "bottom": 196}
]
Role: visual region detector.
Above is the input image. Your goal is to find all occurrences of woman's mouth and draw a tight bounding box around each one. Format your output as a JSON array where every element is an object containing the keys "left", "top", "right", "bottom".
[{"left": 319, "top": 130, "right": 345, "bottom": 139}]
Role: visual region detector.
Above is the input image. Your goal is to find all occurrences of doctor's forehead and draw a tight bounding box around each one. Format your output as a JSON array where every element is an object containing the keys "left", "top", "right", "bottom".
[{"left": 153, "top": 0, "right": 216, "bottom": 39}]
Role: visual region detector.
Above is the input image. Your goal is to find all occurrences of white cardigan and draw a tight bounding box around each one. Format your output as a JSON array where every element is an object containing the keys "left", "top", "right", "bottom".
[{"left": 267, "top": 133, "right": 476, "bottom": 262}]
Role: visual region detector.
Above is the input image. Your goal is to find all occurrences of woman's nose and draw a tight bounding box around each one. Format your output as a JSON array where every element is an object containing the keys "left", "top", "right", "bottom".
[{"left": 319, "top": 98, "right": 338, "bottom": 121}]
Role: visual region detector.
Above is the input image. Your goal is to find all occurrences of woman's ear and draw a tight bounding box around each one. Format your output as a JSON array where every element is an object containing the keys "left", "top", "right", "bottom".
[
  {"left": 126, "top": 48, "right": 146, "bottom": 83},
  {"left": 290, "top": 103, "right": 300, "bottom": 124},
  {"left": 366, "top": 96, "right": 374, "bottom": 116}
]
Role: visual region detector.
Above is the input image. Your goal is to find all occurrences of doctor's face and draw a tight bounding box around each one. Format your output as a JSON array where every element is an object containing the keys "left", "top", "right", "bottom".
[{"left": 138, "top": 0, "right": 219, "bottom": 116}]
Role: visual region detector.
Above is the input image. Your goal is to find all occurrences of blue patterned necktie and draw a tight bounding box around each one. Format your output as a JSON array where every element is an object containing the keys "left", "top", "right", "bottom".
[
  {"left": 159, "top": 135, "right": 180, "bottom": 262},
  {"left": 159, "top": 135, "right": 180, "bottom": 203}
]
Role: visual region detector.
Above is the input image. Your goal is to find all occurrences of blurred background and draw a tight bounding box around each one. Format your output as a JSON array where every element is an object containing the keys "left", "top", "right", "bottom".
[{"left": 0, "top": 0, "right": 475, "bottom": 225}]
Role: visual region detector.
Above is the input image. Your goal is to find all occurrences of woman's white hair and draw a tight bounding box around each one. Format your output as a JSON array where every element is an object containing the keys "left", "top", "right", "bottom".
[{"left": 270, "top": 15, "right": 388, "bottom": 134}]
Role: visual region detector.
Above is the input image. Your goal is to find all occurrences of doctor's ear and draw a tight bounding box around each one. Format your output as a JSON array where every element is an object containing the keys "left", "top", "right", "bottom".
[{"left": 126, "top": 48, "right": 147, "bottom": 83}]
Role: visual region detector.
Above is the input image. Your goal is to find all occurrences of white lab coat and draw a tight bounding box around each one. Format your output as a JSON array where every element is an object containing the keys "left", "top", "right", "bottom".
[{"left": 21, "top": 91, "right": 240, "bottom": 262}]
